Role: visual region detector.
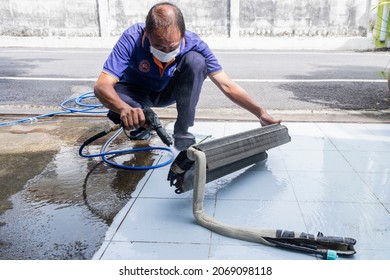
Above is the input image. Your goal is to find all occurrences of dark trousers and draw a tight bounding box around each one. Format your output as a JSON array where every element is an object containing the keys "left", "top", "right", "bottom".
[{"left": 108, "top": 51, "right": 207, "bottom": 134}]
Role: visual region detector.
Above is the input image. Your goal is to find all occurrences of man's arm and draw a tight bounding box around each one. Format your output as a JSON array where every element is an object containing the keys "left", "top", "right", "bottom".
[
  {"left": 94, "top": 72, "right": 145, "bottom": 130},
  {"left": 209, "top": 71, "right": 281, "bottom": 126}
]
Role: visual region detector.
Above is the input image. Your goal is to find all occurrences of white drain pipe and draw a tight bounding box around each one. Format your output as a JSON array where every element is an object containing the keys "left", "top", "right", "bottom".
[
  {"left": 169, "top": 124, "right": 357, "bottom": 259},
  {"left": 188, "top": 146, "right": 276, "bottom": 246}
]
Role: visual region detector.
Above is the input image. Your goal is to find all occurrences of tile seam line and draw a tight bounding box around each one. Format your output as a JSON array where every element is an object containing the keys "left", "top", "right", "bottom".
[
  {"left": 99, "top": 169, "right": 156, "bottom": 257},
  {"left": 281, "top": 148, "right": 309, "bottom": 233},
  {"left": 315, "top": 123, "right": 390, "bottom": 214}
]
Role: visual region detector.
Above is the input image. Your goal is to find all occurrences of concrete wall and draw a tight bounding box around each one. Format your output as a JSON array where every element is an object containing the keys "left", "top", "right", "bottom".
[
  {"left": 0, "top": 0, "right": 100, "bottom": 36},
  {"left": 0, "top": 0, "right": 376, "bottom": 38},
  {"left": 103, "top": 0, "right": 229, "bottom": 36},
  {"left": 239, "top": 0, "right": 371, "bottom": 37}
]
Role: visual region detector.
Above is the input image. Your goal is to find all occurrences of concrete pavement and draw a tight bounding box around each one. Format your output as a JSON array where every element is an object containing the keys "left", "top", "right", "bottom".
[{"left": 1, "top": 114, "right": 390, "bottom": 260}]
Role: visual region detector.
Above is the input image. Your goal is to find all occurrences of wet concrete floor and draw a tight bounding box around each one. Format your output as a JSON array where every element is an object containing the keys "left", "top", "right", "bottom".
[{"left": 0, "top": 116, "right": 169, "bottom": 259}]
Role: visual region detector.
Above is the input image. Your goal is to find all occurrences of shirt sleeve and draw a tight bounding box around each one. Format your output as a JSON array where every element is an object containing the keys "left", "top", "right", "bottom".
[
  {"left": 102, "top": 26, "right": 139, "bottom": 80},
  {"left": 184, "top": 31, "right": 223, "bottom": 75},
  {"left": 197, "top": 40, "right": 223, "bottom": 75}
]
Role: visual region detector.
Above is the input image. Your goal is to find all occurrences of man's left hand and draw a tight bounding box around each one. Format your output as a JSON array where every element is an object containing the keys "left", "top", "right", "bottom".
[{"left": 260, "top": 112, "right": 282, "bottom": 126}]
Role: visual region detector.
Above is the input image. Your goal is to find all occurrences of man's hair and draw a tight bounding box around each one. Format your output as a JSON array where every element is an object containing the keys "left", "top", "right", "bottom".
[{"left": 145, "top": 2, "right": 185, "bottom": 37}]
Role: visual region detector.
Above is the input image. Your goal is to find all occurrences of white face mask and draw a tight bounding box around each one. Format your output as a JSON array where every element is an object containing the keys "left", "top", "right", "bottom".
[{"left": 150, "top": 45, "right": 180, "bottom": 63}]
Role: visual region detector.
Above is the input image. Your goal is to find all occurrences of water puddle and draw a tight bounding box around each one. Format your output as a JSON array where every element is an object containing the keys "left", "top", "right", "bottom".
[{"left": 0, "top": 119, "right": 165, "bottom": 259}]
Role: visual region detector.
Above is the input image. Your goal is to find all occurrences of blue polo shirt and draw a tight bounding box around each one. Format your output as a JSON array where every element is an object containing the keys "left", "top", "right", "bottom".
[{"left": 102, "top": 23, "right": 222, "bottom": 92}]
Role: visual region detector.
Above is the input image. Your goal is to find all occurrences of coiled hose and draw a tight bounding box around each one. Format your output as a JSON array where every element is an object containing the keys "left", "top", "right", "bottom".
[
  {"left": 0, "top": 91, "right": 106, "bottom": 127},
  {"left": 79, "top": 125, "right": 174, "bottom": 170},
  {"left": 1, "top": 91, "right": 174, "bottom": 170}
]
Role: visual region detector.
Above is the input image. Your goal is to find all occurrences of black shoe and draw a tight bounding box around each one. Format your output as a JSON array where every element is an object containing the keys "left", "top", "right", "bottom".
[
  {"left": 129, "top": 127, "right": 151, "bottom": 140},
  {"left": 173, "top": 132, "right": 196, "bottom": 151},
  {"left": 107, "top": 110, "right": 121, "bottom": 124}
]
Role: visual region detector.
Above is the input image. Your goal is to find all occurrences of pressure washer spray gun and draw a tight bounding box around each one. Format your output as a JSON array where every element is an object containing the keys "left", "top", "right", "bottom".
[
  {"left": 143, "top": 107, "right": 172, "bottom": 146},
  {"left": 80, "top": 107, "right": 172, "bottom": 148}
]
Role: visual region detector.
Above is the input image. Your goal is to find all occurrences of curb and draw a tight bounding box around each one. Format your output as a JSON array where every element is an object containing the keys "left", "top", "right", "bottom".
[{"left": 1, "top": 106, "right": 389, "bottom": 124}]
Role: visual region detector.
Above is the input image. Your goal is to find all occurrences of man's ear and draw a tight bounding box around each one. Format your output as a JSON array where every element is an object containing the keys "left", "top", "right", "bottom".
[{"left": 144, "top": 32, "right": 152, "bottom": 42}]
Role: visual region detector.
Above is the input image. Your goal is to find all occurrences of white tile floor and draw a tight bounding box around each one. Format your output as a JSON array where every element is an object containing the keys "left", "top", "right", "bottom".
[{"left": 93, "top": 121, "right": 390, "bottom": 260}]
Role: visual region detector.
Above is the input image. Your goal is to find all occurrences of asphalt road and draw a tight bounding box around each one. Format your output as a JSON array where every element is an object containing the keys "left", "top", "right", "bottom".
[{"left": 0, "top": 48, "right": 389, "bottom": 116}]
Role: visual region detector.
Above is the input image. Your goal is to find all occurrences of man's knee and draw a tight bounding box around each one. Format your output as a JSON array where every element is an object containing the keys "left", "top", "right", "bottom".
[{"left": 178, "top": 51, "right": 207, "bottom": 75}]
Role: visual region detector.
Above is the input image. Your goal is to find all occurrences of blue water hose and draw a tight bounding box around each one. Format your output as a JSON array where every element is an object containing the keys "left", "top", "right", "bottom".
[
  {"left": 79, "top": 127, "right": 174, "bottom": 170},
  {"left": 60, "top": 91, "right": 107, "bottom": 113},
  {"left": 1, "top": 91, "right": 174, "bottom": 170},
  {"left": 0, "top": 91, "right": 107, "bottom": 127}
]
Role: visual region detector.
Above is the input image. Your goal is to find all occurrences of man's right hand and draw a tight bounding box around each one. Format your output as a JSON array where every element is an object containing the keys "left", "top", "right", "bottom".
[
  {"left": 93, "top": 73, "right": 147, "bottom": 131},
  {"left": 119, "top": 106, "right": 146, "bottom": 130}
]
